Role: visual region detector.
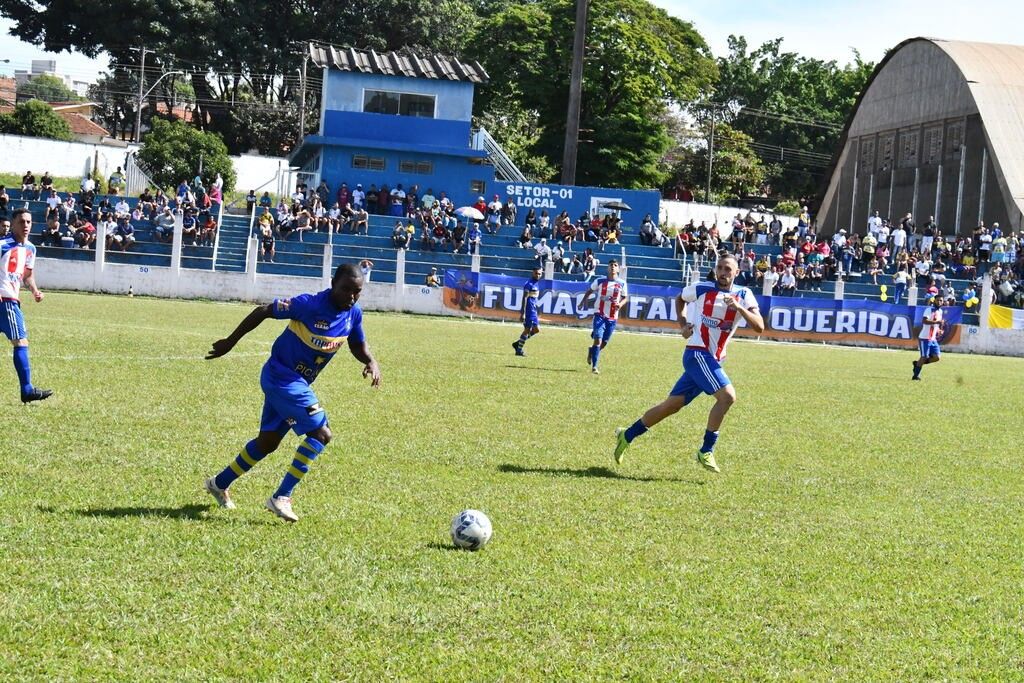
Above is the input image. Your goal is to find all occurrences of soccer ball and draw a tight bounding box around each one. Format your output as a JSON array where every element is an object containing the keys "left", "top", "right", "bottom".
[{"left": 450, "top": 509, "right": 493, "bottom": 551}]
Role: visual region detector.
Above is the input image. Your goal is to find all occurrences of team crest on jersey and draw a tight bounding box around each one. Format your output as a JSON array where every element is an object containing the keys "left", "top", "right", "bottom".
[{"left": 313, "top": 320, "right": 330, "bottom": 330}]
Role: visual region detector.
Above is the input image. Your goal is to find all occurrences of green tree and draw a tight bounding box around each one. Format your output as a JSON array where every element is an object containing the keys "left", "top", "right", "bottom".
[
  {"left": 471, "top": 0, "right": 717, "bottom": 189},
  {"left": 137, "top": 118, "right": 236, "bottom": 192},
  {"left": 16, "top": 73, "right": 83, "bottom": 102},
  {"left": 0, "top": 99, "right": 73, "bottom": 141},
  {"left": 666, "top": 121, "right": 767, "bottom": 203},
  {"left": 712, "top": 36, "right": 873, "bottom": 199}
]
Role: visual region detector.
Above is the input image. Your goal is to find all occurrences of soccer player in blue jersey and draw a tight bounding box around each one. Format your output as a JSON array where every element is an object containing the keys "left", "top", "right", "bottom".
[
  {"left": 203, "top": 263, "right": 381, "bottom": 522},
  {"left": 1, "top": 208, "right": 52, "bottom": 403},
  {"left": 513, "top": 267, "right": 542, "bottom": 356},
  {"left": 613, "top": 255, "right": 763, "bottom": 472},
  {"left": 581, "top": 260, "right": 628, "bottom": 374}
]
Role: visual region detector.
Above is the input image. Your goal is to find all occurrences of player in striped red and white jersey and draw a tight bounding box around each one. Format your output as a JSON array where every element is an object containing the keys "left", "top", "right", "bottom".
[
  {"left": 912, "top": 294, "right": 944, "bottom": 380},
  {"left": 612, "top": 255, "right": 763, "bottom": 472},
  {"left": 1, "top": 208, "right": 52, "bottom": 403},
  {"left": 581, "top": 260, "right": 628, "bottom": 374}
]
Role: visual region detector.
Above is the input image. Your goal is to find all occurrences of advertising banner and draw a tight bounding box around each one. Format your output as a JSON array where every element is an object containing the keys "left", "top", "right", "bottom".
[{"left": 443, "top": 270, "right": 962, "bottom": 348}]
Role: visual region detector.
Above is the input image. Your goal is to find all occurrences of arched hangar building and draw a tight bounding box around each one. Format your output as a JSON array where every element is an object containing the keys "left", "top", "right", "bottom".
[{"left": 818, "top": 38, "right": 1024, "bottom": 235}]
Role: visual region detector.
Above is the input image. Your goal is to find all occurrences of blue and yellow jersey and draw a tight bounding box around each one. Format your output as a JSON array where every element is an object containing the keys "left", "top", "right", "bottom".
[
  {"left": 265, "top": 290, "right": 365, "bottom": 385},
  {"left": 523, "top": 278, "right": 540, "bottom": 316}
]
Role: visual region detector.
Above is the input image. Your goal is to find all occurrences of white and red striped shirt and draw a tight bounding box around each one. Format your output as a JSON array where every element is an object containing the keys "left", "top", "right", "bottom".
[
  {"left": 681, "top": 282, "right": 758, "bottom": 360},
  {"left": 589, "top": 277, "right": 628, "bottom": 320},
  {"left": 0, "top": 237, "right": 36, "bottom": 302},
  {"left": 918, "top": 305, "right": 943, "bottom": 340}
]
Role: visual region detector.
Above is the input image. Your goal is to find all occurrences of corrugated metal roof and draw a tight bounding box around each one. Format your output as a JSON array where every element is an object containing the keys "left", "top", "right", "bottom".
[{"left": 309, "top": 44, "right": 489, "bottom": 85}]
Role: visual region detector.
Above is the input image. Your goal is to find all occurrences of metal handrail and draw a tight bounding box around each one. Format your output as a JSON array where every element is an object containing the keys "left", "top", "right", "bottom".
[{"left": 212, "top": 195, "right": 225, "bottom": 270}]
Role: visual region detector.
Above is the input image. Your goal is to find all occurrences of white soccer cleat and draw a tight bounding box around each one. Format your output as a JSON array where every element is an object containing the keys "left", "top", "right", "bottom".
[
  {"left": 204, "top": 477, "right": 236, "bottom": 509},
  {"left": 266, "top": 496, "right": 299, "bottom": 522}
]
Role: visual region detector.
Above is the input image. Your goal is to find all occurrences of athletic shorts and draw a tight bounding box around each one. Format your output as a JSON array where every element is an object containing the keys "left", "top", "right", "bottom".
[
  {"left": 259, "top": 365, "right": 328, "bottom": 436},
  {"left": 0, "top": 300, "right": 27, "bottom": 341},
  {"left": 591, "top": 314, "right": 617, "bottom": 342},
  {"left": 524, "top": 314, "right": 539, "bottom": 329},
  {"left": 670, "top": 348, "right": 732, "bottom": 403},
  {"left": 918, "top": 340, "right": 941, "bottom": 358}
]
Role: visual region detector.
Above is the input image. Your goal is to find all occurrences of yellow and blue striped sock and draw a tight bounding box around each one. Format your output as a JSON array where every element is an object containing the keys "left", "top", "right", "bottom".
[
  {"left": 214, "top": 440, "right": 267, "bottom": 490},
  {"left": 273, "top": 437, "right": 325, "bottom": 498}
]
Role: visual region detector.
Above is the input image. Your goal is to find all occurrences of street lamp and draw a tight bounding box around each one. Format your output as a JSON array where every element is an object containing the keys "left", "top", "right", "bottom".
[{"left": 134, "top": 70, "right": 185, "bottom": 143}]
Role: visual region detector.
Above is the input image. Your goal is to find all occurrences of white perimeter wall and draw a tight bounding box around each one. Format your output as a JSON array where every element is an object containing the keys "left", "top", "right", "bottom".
[
  {"left": 0, "top": 133, "right": 292, "bottom": 193},
  {"left": 33, "top": 257, "right": 1024, "bottom": 358},
  {"left": 661, "top": 199, "right": 800, "bottom": 231}
]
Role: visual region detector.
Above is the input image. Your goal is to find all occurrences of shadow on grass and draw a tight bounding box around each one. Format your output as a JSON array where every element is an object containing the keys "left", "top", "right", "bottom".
[
  {"left": 503, "top": 365, "right": 578, "bottom": 373},
  {"left": 425, "top": 541, "right": 467, "bottom": 552},
  {"left": 39, "top": 503, "right": 218, "bottom": 521},
  {"left": 498, "top": 463, "right": 699, "bottom": 484}
]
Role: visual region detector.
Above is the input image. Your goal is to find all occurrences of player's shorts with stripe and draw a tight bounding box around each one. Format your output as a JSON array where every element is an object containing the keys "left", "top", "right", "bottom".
[
  {"left": 918, "top": 339, "right": 940, "bottom": 358},
  {"left": 591, "top": 313, "right": 617, "bottom": 342},
  {"left": 259, "top": 365, "right": 328, "bottom": 436},
  {"left": 0, "top": 300, "right": 27, "bottom": 341},
  {"left": 670, "top": 348, "right": 731, "bottom": 402},
  {"left": 524, "top": 313, "right": 540, "bottom": 329}
]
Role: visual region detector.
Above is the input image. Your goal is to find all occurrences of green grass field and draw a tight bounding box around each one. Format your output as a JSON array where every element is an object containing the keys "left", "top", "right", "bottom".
[{"left": 3, "top": 291, "right": 1024, "bottom": 680}]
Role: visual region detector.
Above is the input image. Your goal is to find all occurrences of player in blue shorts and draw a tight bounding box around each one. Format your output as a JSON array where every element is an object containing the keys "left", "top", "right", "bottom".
[
  {"left": 203, "top": 263, "right": 382, "bottom": 522},
  {"left": 513, "top": 267, "right": 542, "bottom": 356},
  {"left": 581, "top": 261, "right": 628, "bottom": 374},
  {"left": 912, "top": 294, "right": 943, "bottom": 380},
  {"left": 1, "top": 208, "right": 52, "bottom": 403},
  {"left": 612, "top": 255, "right": 764, "bottom": 472}
]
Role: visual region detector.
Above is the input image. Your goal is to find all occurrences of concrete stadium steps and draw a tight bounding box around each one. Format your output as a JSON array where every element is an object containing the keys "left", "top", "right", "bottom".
[{"left": 214, "top": 214, "right": 251, "bottom": 273}]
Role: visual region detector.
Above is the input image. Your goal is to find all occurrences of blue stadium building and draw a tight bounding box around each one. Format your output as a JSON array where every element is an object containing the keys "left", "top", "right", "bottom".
[{"left": 289, "top": 45, "right": 495, "bottom": 207}]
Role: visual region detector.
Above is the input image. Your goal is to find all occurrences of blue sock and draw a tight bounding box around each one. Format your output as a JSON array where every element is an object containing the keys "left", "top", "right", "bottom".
[
  {"left": 700, "top": 430, "right": 719, "bottom": 453},
  {"left": 214, "top": 440, "right": 267, "bottom": 490},
  {"left": 274, "top": 437, "right": 325, "bottom": 498},
  {"left": 624, "top": 418, "right": 648, "bottom": 443},
  {"left": 13, "top": 346, "right": 32, "bottom": 394},
  {"left": 591, "top": 345, "right": 601, "bottom": 368}
]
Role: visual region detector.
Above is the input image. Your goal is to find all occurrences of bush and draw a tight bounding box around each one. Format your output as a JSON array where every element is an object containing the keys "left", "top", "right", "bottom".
[
  {"left": 137, "top": 118, "right": 236, "bottom": 193},
  {"left": 0, "top": 100, "right": 74, "bottom": 141},
  {"left": 773, "top": 200, "right": 802, "bottom": 217}
]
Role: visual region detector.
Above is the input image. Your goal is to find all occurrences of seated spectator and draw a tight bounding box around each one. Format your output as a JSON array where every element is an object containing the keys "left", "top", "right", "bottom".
[
  {"left": 81, "top": 174, "right": 96, "bottom": 195},
  {"left": 486, "top": 195, "right": 502, "bottom": 234},
  {"left": 500, "top": 197, "right": 516, "bottom": 227},
  {"left": 451, "top": 222, "right": 467, "bottom": 254},
  {"left": 181, "top": 211, "right": 199, "bottom": 246},
  {"left": 113, "top": 216, "right": 136, "bottom": 251},
  {"left": 425, "top": 267, "right": 441, "bottom": 288},
  {"left": 568, "top": 253, "right": 584, "bottom": 274},
  {"left": 154, "top": 190, "right": 168, "bottom": 211},
  {"left": 552, "top": 241, "right": 568, "bottom": 272},
  {"left": 327, "top": 203, "right": 342, "bottom": 232},
  {"left": 114, "top": 197, "right": 131, "bottom": 218},
  {"left": 794, "top": 263, "right": 809, "bottom": 290},
  {"left": 392, "top": 221, "right": 409, "bottom": 250},
  {"left": 430, "top": 219, "right": 448, "bottom": 249},
  {"left": 537, "top": 210, "right": 551, "bottom": 239},
  {"left": 524, "top": 208, "right": 537, "bottom": 233},
  {"left": 517, "top": 223, "right": 533, "bottom": 248},
  {"left": 259, "top": 191, "right": 273, "bottom": 211},
  {"left": 582, "top": 249, "right": 598, "bottom": 282},
  {"left": 292, "top": 208, "right": 312, "bottom": 238},
  {"left": 558, "top": 218, "right": 576, "bottom": 250},
  {"left": 779, "top": 267, "right": 797, "bottom": 295},
  {"left": 21, "top": 170, "right": 35, "bottom": 194},
  {"left": 808, "top": 263, "right": 824, "bottom": 291},
  {"left": 131, "top": 205, "right": 143, "bottom": 222},
  {"left": 40, "top": 171, "right": 53, "bottom": 192},
  {"left": 639, "top": 214, "right": 657, "bottom": 246},
  {"left": 41, "top": 214, "right": 62, "bottom": 247},
  {"left": 931, "top": 258, "right": 947, "bottom": 285},
  {"left": 311, "top": 199, "right": 328, "bottom": 231},
  {"left": 73, "top": 218, "right": 96, "bottom": 249},
  {"left": 867, "top": 258, "right": 882, "bottom": 285},
  {"left": 534, "top": 238, "right": 552, "bottom": 266},
  {"left": 467, "top": 223, "right": 482, "bottom": 254},
  {"left": 200, "top": 214, "right": 217, "bottom": 247},
  {"left": 259, "top": 220, "right": 275, "bottom": 262},
  {"left": 350, "top": 206, "right": 369, "bottom": 235},
  {"left": 99, "top": 213, "right": 118, "bottom": 250},
  {"left": 155, "top": 208, "right": 176, "bottom": 243}
]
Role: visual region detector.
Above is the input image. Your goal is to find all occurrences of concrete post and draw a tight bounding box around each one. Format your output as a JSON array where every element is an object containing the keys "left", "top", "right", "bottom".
[
  {"left": 907, "top": 284, "right": 918, "bottom": 308},
  {"left": 395, "top": 248, "right": 406, "bottom": 313},
  {"left": 954, "top": 144, "right": 966, "bottom": 234},
  {"left": 321, "top": 243, "right": 332, "bottom": 290},
  {"left": 979, "top": 274, "right": 993, "bottom": 330},
  {"left": 834, "top": 277, "right": 845, "bottom": 301},
  {"left": 978, "top": 147, "right": 988, "bottom": 224},
  {"left": 94, "top": 222, "right": 106, "bottom": 286},
  {"left": 471, "top": 250, "right": 481, "bottom": 273},
  {"left": 245, "top": 235, "right": 258, "bottom": 301},
  {"left": 170, "top": 209, "right": 183, "bottom": 296}
]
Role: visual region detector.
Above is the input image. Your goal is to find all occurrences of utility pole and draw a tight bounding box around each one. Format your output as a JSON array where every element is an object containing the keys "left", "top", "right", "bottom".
[
  {"left": 561, "top": 0, "right": 589, "bottom": 186},
  {"left": 297, "top": 50, "right": 309, "bottom": 144},
  {"left": 134, "top": 46, "right": 147, "bottom": 143},
  {"left": 705, "top": 105, "right": 717, "bottom": 204}
]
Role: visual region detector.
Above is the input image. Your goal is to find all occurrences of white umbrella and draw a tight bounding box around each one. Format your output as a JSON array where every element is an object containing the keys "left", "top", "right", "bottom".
[{"left": 455, "top": 206, "right": 485, "bottom": 221}]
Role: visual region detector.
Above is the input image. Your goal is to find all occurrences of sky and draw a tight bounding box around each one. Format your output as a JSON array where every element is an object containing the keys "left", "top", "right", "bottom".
[
  {"left": 2, "top": 1, "right": 1024, "bottom": 83},
  {"left": 651, "top": 0, "right": 1024, "bottom": 64}
]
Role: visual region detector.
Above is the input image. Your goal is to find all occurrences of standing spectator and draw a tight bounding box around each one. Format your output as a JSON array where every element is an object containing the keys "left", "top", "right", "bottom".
[
  {"left": 314, "top": 179, "right": 329, "bottom": 206},
  {"left": 108, "top": 167, "right": 125, "bottom": 195},
  {"left": 420, "top": 188, "right": 435, "bottom": 209},
  {"left": 358, "top": 259, "right": 374, "bottom": 283},
  {"left": 389, "top": 184, "right": 406, "bottom": 217},
  {"left": 639, "top": 213, "right": 657, "bottom": 246},
  {"left": 486, "top": 195, "right": 502, "bottom": 234},
  {"left": 352, "top": 184, "right": 365, "bottom": 210},
  {"left": 892, "top": 266, "right": 910, "bottom": 304},
  {"left": 920, "top": 217, "right": 937, "bottom": 257},
  {"left": 336, "top": 182, "right": 350, "bottom": 211},
  {"left": 861, "top": 232, "right": 877, "bottom": 269},
  {"left": 259, "top": 219, "right": 275, "bottom": 262},
  {"left": 0, "top": 185, "right": 9, "bottom": 218},
  {"left": 768, "top": 214, "right": 783, "bottom": 245},
  {"left": 900, "top": 212, "right": 916, "bottom": 251},
  {"left": 978, "top": 227, "right": 992, "bottom": 263},
  {"left": 867, "top": 210, "right": 882, "bottom": 240},
  {"left": 891, "top": 221, "right": 907, "bottom": 258},
  {"left": 366, "top": 184, "right": 379, "bottom": 214},
  {"left": 245, "top": 190, "right": 257, "bottom": 215},
  {"left": 200, "top": 213, "right": 217, "bottom": 247}
]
